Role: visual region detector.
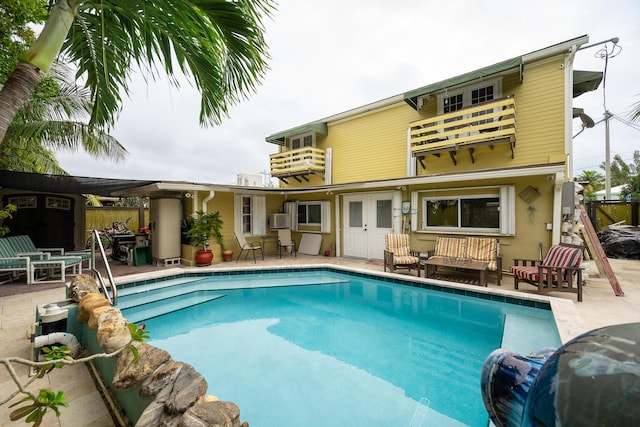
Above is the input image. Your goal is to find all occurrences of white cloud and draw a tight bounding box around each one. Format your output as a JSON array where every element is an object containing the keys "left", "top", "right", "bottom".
[{"left": 56, "top": 0, "right": 640, "bottom": 182}]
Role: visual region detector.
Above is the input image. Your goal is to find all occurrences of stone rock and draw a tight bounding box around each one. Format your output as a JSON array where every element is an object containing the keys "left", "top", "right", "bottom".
[
  {"left": 165, "top": 363, "right": 208, "bottom": 415},
  {"left": 77, "top": 293, "right": 109, "bottom": 323},
  {"left": 68, "top": 274, "right": 100, "bottom": 302},
  {"left": 178, "top": 401, "right": 241, "bottom": 427},
  {"left": 135, "top": 399, "right": 180, "bottom": 427},
  {"left": 88, "top": 305, "right": 112, "bottom": 329},
  {"left": 96, "top": 309, "right": 128, "bottom": 351},
  {"left": 112, "top": 342, "right": 172, "bottom": 390},
  {"left": 140, "top": 360, "right": 184, "bottom": 397}
]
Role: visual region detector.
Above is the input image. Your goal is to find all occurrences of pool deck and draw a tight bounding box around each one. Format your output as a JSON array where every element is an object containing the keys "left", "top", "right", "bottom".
[{"left": 1, "top": 254, "right": 639, "bottom": 426}]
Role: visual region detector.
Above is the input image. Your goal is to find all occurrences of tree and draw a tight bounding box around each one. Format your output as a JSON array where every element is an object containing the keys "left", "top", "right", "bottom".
[
  {"left": 2, "top": 63, "right": 127, "bottom": 173},
  {"left": 600, "top": 151, "right": 640, "bottom": 199},
  {"left": 0, "top": 0, "right": 275, "bottom": 144},
  {"left": 576, "top": 170, "right": 605, "bottom": 200},
  {"left": 2, "top": 2, "right": 126, "bottom": 173}
]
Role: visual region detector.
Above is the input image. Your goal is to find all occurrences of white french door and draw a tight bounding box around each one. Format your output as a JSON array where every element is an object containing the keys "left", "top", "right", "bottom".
[{"left": 342, "top": 192, "right": 395, "bottom": 259}]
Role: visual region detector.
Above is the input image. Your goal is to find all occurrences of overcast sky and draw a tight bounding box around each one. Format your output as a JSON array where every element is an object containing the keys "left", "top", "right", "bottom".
[{"left": 56, "top": 0, "right": 640, "bottom": 186}]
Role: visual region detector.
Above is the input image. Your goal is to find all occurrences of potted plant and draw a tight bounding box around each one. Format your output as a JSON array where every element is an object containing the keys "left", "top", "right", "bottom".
[{"left": 183, "top": 211, "right": 226, "bottom": 265}]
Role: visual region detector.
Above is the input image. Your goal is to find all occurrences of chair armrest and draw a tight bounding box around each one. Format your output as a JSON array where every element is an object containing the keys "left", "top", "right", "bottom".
[
  {"left": 410, "top": 250, "right": 421, "bottom": 257},
  {"left": 16, "top": 251, "right": 49, "bottom": 260},
  {"left": 513, "top": 258, "right": 541, "bottom": 267},
  {"left": 38, "top": 247, "right": 65, "bottom": 255},
  {"left": 427, "top": 249, "right": 435, "bottom": 257}
]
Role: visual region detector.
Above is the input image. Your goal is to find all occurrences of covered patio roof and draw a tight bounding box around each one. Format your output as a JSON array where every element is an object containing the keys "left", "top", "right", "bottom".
[{"left": 0, "top": 170, "right": 157, "bottom": 197}]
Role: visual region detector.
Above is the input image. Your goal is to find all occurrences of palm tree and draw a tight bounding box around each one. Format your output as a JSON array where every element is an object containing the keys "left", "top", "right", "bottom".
[
  {"left": 576, "top": 170, "right": 605, "bottom": 201},
  {"left": 0, "top": 0, "right": 274, "bottom": 143},
  {"left": 1, "top": 63, "right": 127, "bottom": 172}
]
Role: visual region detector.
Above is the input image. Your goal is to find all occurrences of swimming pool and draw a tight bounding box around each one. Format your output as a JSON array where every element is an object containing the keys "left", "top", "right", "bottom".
[{"left": 118, "top": 268, "right": 561, "bottom": 427}]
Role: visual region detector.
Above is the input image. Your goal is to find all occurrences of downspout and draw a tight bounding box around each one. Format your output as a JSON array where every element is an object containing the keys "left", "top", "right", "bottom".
[{"left": 201, "top": 191, "right": 215, "bottom": 213}]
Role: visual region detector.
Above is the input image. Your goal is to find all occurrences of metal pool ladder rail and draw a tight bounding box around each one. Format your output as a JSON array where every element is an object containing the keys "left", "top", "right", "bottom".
[
  {"left": 409, "top": 397, "right": 431, "bottom": 427},
  {"left": 88, "top": 229, "right": 118, "bottom": 305}
]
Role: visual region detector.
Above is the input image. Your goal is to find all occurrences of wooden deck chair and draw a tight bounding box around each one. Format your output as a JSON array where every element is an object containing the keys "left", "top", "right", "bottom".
[
  {"left": 465, "top": 237, "right": 502, "bottom": 285},
  {"left": 276, "top": 229, "right": 296, "bottom": 258},
  {"left": 511, "top": 243, "right": 584, "bottom": 301},
  {"left": 235, "top": 232, "right": 264, "bottom": 263},
  {"left": 383, "top": 234, "right": 420, "bottom": 276}
]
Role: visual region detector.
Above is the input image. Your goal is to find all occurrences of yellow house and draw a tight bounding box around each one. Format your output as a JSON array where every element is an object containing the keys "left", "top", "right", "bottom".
[
  {"left": 0, "top": 35, "right": 605, "bottom": 269},
  {"left": 262, "top": 34, "right": 603, "bottom": 263}
]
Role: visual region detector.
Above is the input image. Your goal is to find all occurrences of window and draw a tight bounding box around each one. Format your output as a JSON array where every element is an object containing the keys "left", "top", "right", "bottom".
[
  {"left": 419, "top": 185, "right": 515, "bottom": 234},
  {"left": 297, "top": 202, "right": 322, "bottom": 225},
  {"left": 290, "top": 132, "right": 315, "bottom": 150},
  {"left": 437, "top": 78, "right": 501, "bottom": 115},
  {"left": 234, "top": 194, "right": 266, "bottom": 236},
  {"left": 241, "top": 196, "right": 252, "bottom": 233},
  {"left": 285, "top": 200, "right": 331, "bottom": 233},
  {"left": 46, "top": 197, "right": 71, "bottom": 210},
  {"left": 8, "top": 196, "right": 37, "bottom": 208}
]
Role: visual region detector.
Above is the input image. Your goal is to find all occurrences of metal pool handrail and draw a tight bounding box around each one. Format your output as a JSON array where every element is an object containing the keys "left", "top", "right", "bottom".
[{"left": 88, "top": 229, "right": 117, "bottom": 305}]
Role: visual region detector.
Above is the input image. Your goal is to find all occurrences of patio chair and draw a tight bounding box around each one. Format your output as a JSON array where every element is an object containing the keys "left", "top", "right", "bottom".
[
  {"left": 235, "top": 232, "right": 264, "bottom": 263},
  {"left": 276, "top": 229, "right": 296, "bottom": 258},
  {"left": 383, "top": 234, "right": 420, "bottom": 276},
  {"left": 6, "top": 234, "right": 91, "bottom": 266},
  {"left": 511, "top": 243, "right": 584, "bottom": 301},
  {"left": 30, "top": 256, "right": 83, "bottom": 285}
]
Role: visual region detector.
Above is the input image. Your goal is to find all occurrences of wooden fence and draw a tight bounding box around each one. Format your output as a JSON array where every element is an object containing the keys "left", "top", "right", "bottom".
[
  {"left": 584, "top": 200, "right": 639, "bottom": 232},
  {"left": 86, "top": 207, "right": 149, "bottom": 235}
]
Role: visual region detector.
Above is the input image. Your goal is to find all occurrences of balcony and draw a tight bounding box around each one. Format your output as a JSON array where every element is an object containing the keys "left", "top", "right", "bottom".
[
  {"left": 270, "top": 147, "right": 326, "bottom": 183},
  {"left": 409, "top": 96, "right": 517, "bottom": 168}
]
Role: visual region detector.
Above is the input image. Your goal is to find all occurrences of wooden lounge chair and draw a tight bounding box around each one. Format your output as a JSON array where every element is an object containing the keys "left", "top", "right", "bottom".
[
  {"left": 276, "top": 229, "right": 296, "bottom": 258},
  {"left": 511, "top": 243, "right": 584, "bottom": 301},
  {"left": 235, "top": 232, "right": 264, "bottom": 263},
  {"left": 383, "top": 234, "right": 420, "bottom": 276}
]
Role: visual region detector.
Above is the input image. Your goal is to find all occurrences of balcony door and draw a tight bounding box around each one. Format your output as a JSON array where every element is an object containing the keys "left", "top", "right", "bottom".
[{"left": 342, "top": 192, "right": 394, "bottom": 259}]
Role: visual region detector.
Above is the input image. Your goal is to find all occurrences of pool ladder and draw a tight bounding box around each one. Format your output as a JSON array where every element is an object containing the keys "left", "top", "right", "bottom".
[
  {"left": 409, "top": 397, "right": 430, "bottom": 427},
  {"left": 87, "top": 229, "right": 118, "bottom": 305}
]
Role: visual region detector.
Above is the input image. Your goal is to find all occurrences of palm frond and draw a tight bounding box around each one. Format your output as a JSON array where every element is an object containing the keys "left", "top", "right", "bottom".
[{"left": 63, "top": 0, "right": 275, "bottom": 128}]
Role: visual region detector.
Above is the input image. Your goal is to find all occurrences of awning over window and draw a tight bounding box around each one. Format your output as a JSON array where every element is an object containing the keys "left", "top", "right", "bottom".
[
  {"left": 573, "top": 70, "right": 603, "bottom": 98},
  {"left": 0, "top": 170, "right": 156, "bottom": 196},
  {"left": 403, "top": 57, "right": 524, "bottom": 110},
  {"left": 265, "top": 122, "right": 328, "bottom": 145}
]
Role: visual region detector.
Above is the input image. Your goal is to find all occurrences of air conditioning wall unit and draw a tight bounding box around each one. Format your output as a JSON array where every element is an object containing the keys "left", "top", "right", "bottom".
[{"left": 269, "top": 213, "right": 290, "bottom": 230}]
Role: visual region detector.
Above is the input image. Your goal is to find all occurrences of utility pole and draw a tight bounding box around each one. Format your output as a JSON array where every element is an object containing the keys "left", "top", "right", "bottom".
[{"left": 604, "top": 110, "right": 612, "bottom": 199}]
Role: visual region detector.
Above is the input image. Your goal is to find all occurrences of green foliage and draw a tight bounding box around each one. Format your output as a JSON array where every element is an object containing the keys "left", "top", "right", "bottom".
[
  {"left": 3, "top": 323, "right": 151, "bottom": 425},
  {"left": 37, "top": 345, "right": 73, "bottom": 377},
  {"left": 9, "top": 388, "right": 68, "bottom": 426},
  {"left": 0, "top": 204, "right": 17, "bottom": 237},
  {"left": 184, "top": 210, "right": 225, "bottom": 251},
  {"left": 127, "top": 322, "right": 150, "bottom": 363},
  {"left": 600, "top": 150, "right": 640, "bottom": 199}
]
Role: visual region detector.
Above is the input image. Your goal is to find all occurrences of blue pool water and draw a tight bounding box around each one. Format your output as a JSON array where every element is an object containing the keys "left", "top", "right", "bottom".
[{"left": 123, "top": 269, "right": 561, "bottom": 427}]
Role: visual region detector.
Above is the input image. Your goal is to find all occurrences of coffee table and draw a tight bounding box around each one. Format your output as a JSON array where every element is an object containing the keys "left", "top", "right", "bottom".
[{"left": 422, "top": 256, "right": 488, "bottom": 287}]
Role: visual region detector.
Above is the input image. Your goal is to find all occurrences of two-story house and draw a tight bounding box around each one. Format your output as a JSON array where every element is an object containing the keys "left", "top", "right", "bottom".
[
  {"left": 0, "top": 35, "right": 604, "bottom": 268},
  {"left": 261, "top": 34, "right": 602, "bottom": 263}
]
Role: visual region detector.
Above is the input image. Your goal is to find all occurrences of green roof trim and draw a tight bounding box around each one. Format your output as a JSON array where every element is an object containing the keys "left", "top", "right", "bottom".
[
  {"left": 266, "top": 122, "right": 328, "bottom": 145},
  {"left": 403, "top": 56, "right": 524, "bottom": 109},
  {"left": 573, "top": 70, "right": 603, "bottom": 98}
]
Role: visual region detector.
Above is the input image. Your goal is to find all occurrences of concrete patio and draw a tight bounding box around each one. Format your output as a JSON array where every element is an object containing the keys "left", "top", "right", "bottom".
[{"left": 1, "top": 254, "right": 638, "bottom": 426}]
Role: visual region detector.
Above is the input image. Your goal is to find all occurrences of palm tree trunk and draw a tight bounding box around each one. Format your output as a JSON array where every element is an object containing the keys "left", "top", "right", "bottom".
[
  {"left": 0, "top": 0, "right": 77, "bottom": 143},
  {"left": 0, "top": 63, "right": 44, "bottom": 143}
]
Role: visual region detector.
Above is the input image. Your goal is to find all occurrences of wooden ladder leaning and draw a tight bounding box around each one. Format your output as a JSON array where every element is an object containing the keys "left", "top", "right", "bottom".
[{"left": 576, "top": 205, "right": 624, "bottom": 296}]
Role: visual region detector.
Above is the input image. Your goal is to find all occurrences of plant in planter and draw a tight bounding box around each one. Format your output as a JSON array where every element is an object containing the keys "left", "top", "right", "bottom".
[{"left": 183, "top": 211, "right": 226, "bottom": 265}]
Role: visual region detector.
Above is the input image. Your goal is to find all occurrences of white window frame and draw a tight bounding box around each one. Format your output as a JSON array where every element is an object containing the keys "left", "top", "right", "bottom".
[
  {"left": 284, "top": 200, "right": 331, "bottom": 233},
  {"left": 416, "top": 185, "right": 515, "bottom": 235},
  {"left": 437, "top": 77, "right": 502, "bottom": 115},
  {"left": 234, "top": 194, "right": 266, "bottom": 236},
  {"left": 289, "top": 131, "right": 315, "bottom": 150}
]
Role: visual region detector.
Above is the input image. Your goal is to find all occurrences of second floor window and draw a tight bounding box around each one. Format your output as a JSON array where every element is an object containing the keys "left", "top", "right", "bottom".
[{"left": 290, "top": 132, "right": 314, "bottom": 150}]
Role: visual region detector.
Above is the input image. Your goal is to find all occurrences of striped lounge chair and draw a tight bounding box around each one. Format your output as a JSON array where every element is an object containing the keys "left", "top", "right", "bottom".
[
  {"left": 383, "top": 234, "right": 420, "bottom": 276},
  {"left": 511, "top": 243, "right": 584, "bottom": 301}
]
